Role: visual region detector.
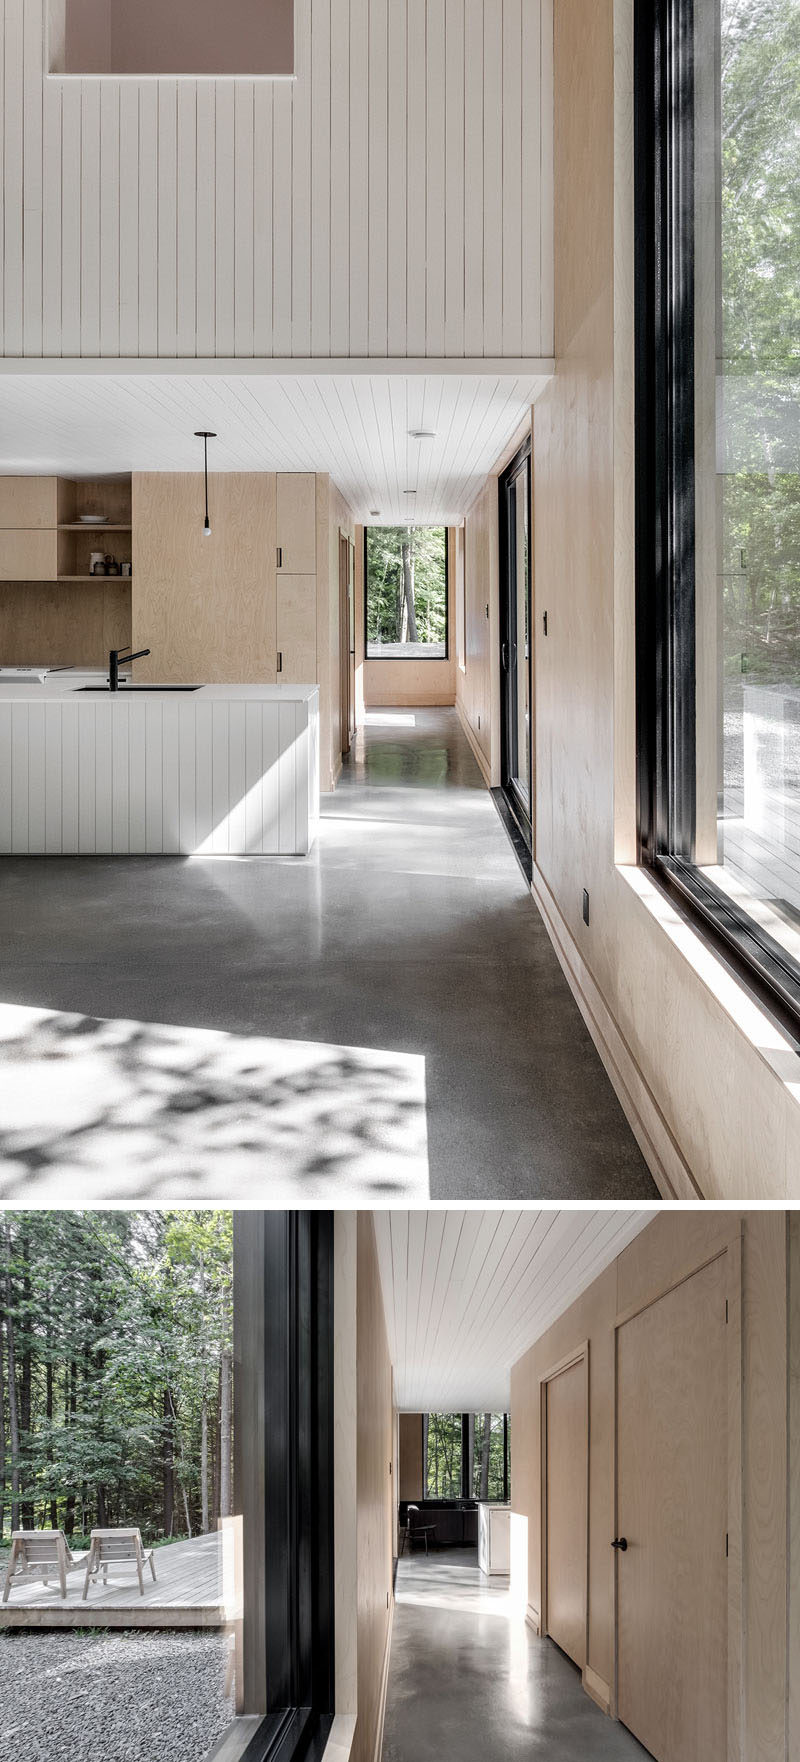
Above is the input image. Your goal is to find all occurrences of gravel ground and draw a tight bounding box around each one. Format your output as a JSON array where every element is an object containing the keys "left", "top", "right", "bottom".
[{"left": 0, "top": 1628, "right": 234, "bottom": 1762}]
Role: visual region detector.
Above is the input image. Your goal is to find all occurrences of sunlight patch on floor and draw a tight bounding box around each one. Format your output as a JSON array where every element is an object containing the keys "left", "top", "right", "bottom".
[
  {"left": 0, "top": 1002, "right": 430, "bottom": 1200},
  {"left": 363, "top": 711, "right": 417, "bottom": 727}
]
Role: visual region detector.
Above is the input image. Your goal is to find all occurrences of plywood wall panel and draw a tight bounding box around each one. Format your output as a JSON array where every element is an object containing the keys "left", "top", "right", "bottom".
[
  {"left": 398, "top": 1413, "right": 424, "bottom": 1501},
  {"left": 0, "top": 2, "right": 553, "bottom": 360},
  {"left": 0, "top": 578, "right": 130, "bottom": 666},
  {"left": 132, "top": 471, "right": 277, "bottom": 682}
]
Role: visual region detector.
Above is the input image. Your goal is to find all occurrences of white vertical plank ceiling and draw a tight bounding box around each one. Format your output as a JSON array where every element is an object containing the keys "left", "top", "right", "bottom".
[
  {"left": 373, "top": 1210, "right": 656, "bottom": 1411},
  {"left": 0, "top": 370, "right": 548, "bottom": 523},
  {"left": 0, "top": 0, "right": 554, "bottom": 361}
]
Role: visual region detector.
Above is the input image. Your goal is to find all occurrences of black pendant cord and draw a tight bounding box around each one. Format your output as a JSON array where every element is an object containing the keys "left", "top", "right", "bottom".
[{"left": 195, "top": 429, "right": 216, "bottom": 534}]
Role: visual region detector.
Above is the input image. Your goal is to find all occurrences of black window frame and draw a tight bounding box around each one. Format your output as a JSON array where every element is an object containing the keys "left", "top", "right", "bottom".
[
  {"left": 363, "top": 525, "right": 450, "bottom": 662},
  {"left": 498, "top": 436, "right": 534, "bottom": 851},
  {"left": 634, "top": 0, "right": 800, "bottom": 1049},
  {"left": 232, "top": 1212, "right": 335, "bottom": 1762}
]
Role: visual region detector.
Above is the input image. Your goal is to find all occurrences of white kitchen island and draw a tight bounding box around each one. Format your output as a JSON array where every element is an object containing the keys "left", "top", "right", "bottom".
[{"left": 0, "top": 680, "right": 319, "bottom": 856}]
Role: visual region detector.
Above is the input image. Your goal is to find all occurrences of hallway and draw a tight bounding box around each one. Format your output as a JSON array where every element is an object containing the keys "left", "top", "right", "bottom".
[
  {"left": 0, "top": 708, "right": 655, "bottom": 1198},
  {"left": 383, "top": 1550, "right": 650, "bottom": 1762}
]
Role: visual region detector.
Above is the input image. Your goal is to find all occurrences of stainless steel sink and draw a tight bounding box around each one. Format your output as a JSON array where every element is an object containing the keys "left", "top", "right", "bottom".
[{"left": 77, "top": 684, "right": 202, "bottom": 692}]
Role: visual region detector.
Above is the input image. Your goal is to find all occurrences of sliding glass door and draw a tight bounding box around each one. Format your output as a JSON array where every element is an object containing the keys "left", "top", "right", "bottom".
[{"left": 499, "top": 442, "right": 533, "bottom": 846}]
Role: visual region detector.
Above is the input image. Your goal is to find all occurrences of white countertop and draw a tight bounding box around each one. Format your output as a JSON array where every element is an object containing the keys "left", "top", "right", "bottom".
[{"left": 0, "top": 677, "right": 318, "bottom": 704}]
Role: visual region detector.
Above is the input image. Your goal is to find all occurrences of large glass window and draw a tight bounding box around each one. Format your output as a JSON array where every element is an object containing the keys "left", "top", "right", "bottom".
[
  {"left": 365, "top": 527, "right": 448, "bottom": 659},
  {"left": 636, "top": 0, "right": 800, "bottom": 1036},
  {"left": 422, "top": 1412, "right": 510, "bottom": 1501},
  {"left": 423, "top": 1413, "right": 462, "bottom": 1498},
  {"left": 0, "top": 1210, "right": 334, "bottom": 1762},
  {"left": 471, "top": 1413, "right": 509, "bottom": 1503}
]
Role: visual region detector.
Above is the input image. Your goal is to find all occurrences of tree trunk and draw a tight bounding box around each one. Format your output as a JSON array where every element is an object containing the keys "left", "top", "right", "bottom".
[
  {"left": 421, "top": 1413, "right": 429, "bottom": 1499},
  {"left": 479, "top": 1414, "right": 492, "bottom": 1500},
  {"left": 201, "top": 1394, "right": 210, "bottom": 1534},
  {"left": 220, "top": 1348, "right": 233, "bottom": 1518},
  {"left": 64, "top": 1361, "right": 77, "bottom": 1537},
  {"left": 0, "top": 1314, "right": 6, "bottom": 1543},
  {"left": 402, "top": 542, "right": 417, "bottom": 642},
  {"left": 467, "top": 1413, "right": 475, "bottom": 1501},
  {"left": 3, "top": 1225, "right": 21, "bottom": 1533},
  {"left": 46, "top": 1335, "right": 58, "bottom": 1530},
  {"left": 96, "top": 1483, "right": 107, "bottom": 1528},
  {"left": 19, "top": 1235, "right": 34, "bottom": 1529},
  {"left": 162, "top": 1387, "right": 175, "bottom": 1537}
]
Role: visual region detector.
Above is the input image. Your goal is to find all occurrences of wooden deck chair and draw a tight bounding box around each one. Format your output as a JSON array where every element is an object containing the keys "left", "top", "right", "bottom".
[
  {"left": 2, "top": 1529, "right": 88, "bottom": 1602},
  {"left": 82, "top": 1528, "right": 157, "bottom": 1599}
]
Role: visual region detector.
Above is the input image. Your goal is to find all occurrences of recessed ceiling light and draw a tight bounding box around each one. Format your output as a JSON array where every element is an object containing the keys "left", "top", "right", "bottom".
[
  {"left": 409, "top": 429, "right": 436, "bottom": 440},
  {"left": 369, "top": 508, "right": 380, "bottom": 516},
  {"left": 404, "top": 489, "right": 417, "bottom": 495}
]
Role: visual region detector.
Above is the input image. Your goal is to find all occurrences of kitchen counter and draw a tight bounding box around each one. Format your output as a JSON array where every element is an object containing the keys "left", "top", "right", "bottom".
[{"left": 0, "top": 678, "right": 319, "bottom": 856}]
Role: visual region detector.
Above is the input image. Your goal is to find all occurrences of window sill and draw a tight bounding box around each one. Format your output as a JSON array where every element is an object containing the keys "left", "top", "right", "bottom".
[
  {"left": 619, "top": 864, "right": 800, "bottom": 1103},
  {"left": 322, "top": 1715, "right": 357, "bottom": 1762}
]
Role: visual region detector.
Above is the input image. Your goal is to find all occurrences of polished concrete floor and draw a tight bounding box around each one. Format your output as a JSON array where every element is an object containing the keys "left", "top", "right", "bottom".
[
  {"left": 384, "top": 1549, "right": 651, "bottom": 1762},
  {"left": 0, "top": 707, "right": 656, "bottom": 1198}
]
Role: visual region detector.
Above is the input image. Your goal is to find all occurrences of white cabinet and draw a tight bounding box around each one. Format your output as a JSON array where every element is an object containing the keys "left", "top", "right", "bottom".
[{"left": 478, "top": 1503, "right": 511, "bottom": 1576}]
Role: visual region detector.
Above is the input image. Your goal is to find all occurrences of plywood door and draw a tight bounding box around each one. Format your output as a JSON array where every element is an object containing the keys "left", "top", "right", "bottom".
[
  {"left": 0, "top": 530, "right": 58, "bottom": 580},
  {"left": 616, "top": 1255, "right": 728, "bottom": 1762},
  {"left": 0, "top": 477, "right": 58, "bottom": 528},
  {"left": 277, "top": 575, "right": 316, "bottom": 683},
  {"left": 276, "top": 474, "right": 316, "bottom": 574},
  {"left": 545, "top": 1357, "right": 587, "bottom": 1669}
]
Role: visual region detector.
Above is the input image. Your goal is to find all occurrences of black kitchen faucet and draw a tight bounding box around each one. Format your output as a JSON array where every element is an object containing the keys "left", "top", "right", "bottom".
[{"left": 109, "top": 647, "right": 151, "bottom": 690}]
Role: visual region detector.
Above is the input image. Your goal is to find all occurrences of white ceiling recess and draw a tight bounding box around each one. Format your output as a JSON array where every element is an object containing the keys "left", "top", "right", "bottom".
[
  {"left": 373, "top": 1209, "right": 656, "bottom": 1412},
  {"left": 0, "top": 369, "right": 551, "bottom": 525}
]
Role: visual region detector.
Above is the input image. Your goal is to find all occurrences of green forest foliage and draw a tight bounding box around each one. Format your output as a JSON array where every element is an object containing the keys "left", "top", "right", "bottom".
[
  {"left": 721, "top": 0, "right": 800, "bottom": 679},
  {"left": 0, "top": 1211, "right": 232, "bottom": 1546},
  {"left": 425, "top": 1412, "right": 508, "bottom": 1502},
  {"left": 365, "top": 526, "right": 447, "bottom": 647}
]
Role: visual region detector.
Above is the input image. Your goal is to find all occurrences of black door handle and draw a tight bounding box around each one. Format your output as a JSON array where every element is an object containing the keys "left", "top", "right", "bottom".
[
  {"left": 501, "top": 640, "right": 509, "bottom": 670},
  {"left": 611, "top": 1537, "right": 628, "bottom": 1551}
]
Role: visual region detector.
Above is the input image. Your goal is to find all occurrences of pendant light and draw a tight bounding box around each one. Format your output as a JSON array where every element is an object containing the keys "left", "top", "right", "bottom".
[{"left": 195, "top": 430, "right": 216, "bottom": 536}]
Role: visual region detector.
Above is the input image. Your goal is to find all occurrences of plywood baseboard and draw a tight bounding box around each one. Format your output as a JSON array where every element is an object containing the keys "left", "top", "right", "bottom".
[
  {"left": 583, "top": 1665, "right": 611, "bottom": 1714},
  {"left": 525, "top": 1603, "right": 540, "bottom": 1633},
  {"left": 373, "top": 1593, "right": 395, "bottom": 1762},
  {"left": 455, "top": 696, "right": 492, "bottom": 787},
  {"left": 531, "top": 862, "right": 700, "bottom": 1201}
]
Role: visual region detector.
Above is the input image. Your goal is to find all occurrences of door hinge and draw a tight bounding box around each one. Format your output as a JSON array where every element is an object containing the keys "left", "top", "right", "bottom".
[{"left": 277, "top": 651, "right": 283, "bottom": 673}]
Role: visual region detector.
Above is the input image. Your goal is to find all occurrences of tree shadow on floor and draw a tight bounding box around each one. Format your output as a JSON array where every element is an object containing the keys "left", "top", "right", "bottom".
[{"left": 0, "top": 1004, "right": 429, "bottom": 1199}]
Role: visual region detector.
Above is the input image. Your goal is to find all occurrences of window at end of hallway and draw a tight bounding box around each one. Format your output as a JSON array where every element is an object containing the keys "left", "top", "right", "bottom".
[
  {"left": 52, "top": 0, "right": 294, "bottom": 78},
  {"left": 365, "top": 527, "right": 448, "bottom": 660}
]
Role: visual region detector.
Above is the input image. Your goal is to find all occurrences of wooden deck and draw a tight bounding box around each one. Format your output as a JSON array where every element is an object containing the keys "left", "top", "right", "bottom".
[
  {"left": 0, "top": 1531, "right": 233, "bottom": 1629},
  {"left": 715, "top": 787, "right": 800, "bottom": 964}
]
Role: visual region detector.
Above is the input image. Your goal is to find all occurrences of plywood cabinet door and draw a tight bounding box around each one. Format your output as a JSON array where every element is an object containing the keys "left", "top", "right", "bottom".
[
  {"left": 277, "top": 575, "right": 317, "bottom": 684},
  {"left": 0, "top": 530, "right": 59, "bottom": 580},
  {"left": 0, "top": 477, "right": 58, "bottom": 528},
  {"left": 545, "top": 1358, "right": 587, "bottom": 1669},
  {"left": 616, "top": 1254, "right": 728, "bottom": 1762},
  {"left": 276, "top": 474, "right": 316, "bottom": 574}
]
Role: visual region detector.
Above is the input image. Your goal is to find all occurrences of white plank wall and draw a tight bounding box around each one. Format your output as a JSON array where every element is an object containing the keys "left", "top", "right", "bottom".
[
  {"left": 0, "top": 0, "right": 554, "bottom": 360},
  {"left": 0, "top": 694, "right": 320, "bottom": 855}
]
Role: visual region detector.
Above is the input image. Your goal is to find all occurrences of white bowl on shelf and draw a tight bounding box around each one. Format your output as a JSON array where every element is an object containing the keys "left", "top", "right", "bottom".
[{"left": 78, "top": 514, "right": 108, "bottom": 524}]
